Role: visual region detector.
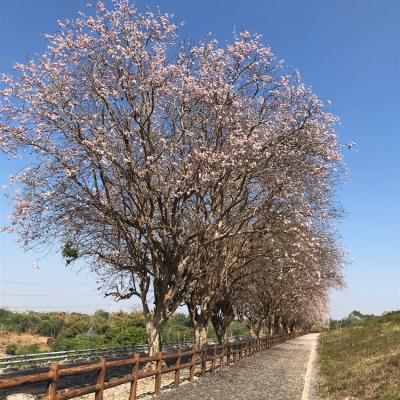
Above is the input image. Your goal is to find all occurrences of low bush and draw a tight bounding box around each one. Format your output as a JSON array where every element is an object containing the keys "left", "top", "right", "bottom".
[{"left": 5, "top": 343, "right": 17, "bottom": 355}]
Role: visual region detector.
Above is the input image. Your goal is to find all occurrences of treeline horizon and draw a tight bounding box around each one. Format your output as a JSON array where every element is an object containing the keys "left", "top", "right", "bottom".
[{"left": 0, "top": 308, "right": 248, "bottom": 355}]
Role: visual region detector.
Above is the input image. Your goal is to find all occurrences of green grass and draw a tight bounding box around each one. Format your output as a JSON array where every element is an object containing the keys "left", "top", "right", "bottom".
[{"left": 318, "top": 311, "right": 400, "bottom": 400}]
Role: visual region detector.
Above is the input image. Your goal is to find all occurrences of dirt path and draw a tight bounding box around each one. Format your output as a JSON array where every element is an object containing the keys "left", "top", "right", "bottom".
[{"left": 156, "top": 333, "right": 320, "bottom": 400}]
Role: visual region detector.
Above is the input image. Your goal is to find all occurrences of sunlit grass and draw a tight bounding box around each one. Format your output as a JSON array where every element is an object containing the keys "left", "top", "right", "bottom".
[{"left": 318, "top": 311, "right": 400, "bottom": 400}]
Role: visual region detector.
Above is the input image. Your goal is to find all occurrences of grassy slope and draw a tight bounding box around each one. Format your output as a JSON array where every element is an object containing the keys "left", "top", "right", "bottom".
[
  {"left": 318, "top": 311, "right": 400, "bottom": 400},
  {"left": 0, "top": 331, "right": 50, "bottom": 356}
]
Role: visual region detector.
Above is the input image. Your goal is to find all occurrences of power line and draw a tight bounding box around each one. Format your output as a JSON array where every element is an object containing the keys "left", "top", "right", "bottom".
[
  {"left": 1, "top": 280, "right": 92, "bottom": 286},
  {"left": 1, "top": 281, "right": 154, "bottom": 292},
  {"left": 2, "top": 304, "right": 115, "bottom": 309},
  {"left": 2, "top": 304, "right": 144, "bottom": 310},
  {"left": 1, "top": 293, "right": 101, "bottom": 297}
]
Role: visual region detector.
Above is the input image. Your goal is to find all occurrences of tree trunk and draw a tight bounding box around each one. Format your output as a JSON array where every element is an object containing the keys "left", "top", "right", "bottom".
[
  {"left": 211, "top": 299, "right": 234, "bottom": 344},
  {"left": 274, "top": 315, "right": 280, "bottom": 334},
  {"left": 145, "top": 317, "right": 164, "bottom": 357},
  {"left": 267, "top": 317, "right": 273, "bottom": 335},
  {"left": 194, "top": 325, "right": 208, "bottom": 348},
  {"left": 186, "top": 302, "right": 211, "bottom": 349},
  {"left": 211, "top": 315, "right": 232, "bottom": 344},
  {"left": 256, "top": 319, "right": 265, "bottom": 338},
  {"left": 283, "top": 322, "right": 289, "bottom": 334},
  {"left": 215, "top": 325, "right": 230, "bottom": 344},
  {"left": 249, "top": 324, "right": 257, "bottom": 338}
]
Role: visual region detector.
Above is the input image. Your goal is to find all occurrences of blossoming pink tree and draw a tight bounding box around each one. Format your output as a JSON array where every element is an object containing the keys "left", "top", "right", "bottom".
[
  {"left": 234, "top": 222, "right": 344, "bottom": 336},
  {"left": 0, "top": 1, "right": 343, "bottom": 353}
]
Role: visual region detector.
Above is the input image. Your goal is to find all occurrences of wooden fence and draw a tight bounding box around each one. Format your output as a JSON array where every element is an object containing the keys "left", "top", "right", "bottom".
[{"left": 0, "top": 332, "right": 302, "bottom": 400}]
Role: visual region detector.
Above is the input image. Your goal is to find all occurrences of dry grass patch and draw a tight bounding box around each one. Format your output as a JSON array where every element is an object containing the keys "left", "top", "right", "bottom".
[
  {"left": 318, "top": 311, "right": 400, "bottom": 400},
  {"left": 0, "top": 331, "right": 50, "bottom": 357}
]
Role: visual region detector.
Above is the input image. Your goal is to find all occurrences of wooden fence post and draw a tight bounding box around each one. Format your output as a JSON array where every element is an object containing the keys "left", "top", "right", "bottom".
[
  {"left": 189, "top": 349, "right": 196, "bottom": 382},
  {"left": 154, "top": 352, "right": 162, "bottom": 395},
  {"left": 174, "top": 348, "right": 181, "bottom": 388},
  {"left": 46, "top": 362, "right": 59, "bottom": 400},
  {"left": 219, "top": 346, "right": 224, "bottom": 369},
  {"left": 129, "top": 353, "right": 140, "bottom": 400},
  {"left": 201, "top": 349, "right": 206, "bottom": 376},
  {"left": 95, "top": 358, "right": 106, "bottom": 400},
  {"left": 211, "top": 345, "right": 216, "bottom": 373}
]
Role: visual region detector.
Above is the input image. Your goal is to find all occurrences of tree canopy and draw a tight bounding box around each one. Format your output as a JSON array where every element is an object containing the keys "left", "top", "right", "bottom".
[{"left": 0, "top": 0, "right": 344, "bottom": 353}]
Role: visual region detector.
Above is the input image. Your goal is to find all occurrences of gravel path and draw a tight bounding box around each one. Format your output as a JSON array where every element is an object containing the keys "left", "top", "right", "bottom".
[{"left": 156, "top": 333, "right": 319, "bottom": 400}]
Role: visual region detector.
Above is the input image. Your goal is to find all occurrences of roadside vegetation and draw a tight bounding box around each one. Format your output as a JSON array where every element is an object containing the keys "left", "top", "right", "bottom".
[
  {"left": 318, "top": 310, "right": 400, "bottom": 400},
  {"left": 0, "top": 308, "right": 248, "bottom": 355}
]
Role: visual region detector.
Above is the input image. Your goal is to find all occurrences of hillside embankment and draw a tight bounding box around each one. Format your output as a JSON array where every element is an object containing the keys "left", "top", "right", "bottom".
[{"left": 318, "top": 311, "right": 400, "bottom": 400}]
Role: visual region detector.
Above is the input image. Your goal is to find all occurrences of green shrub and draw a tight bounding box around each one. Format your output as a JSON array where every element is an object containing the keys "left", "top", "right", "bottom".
[
  {"left": 6, "top": 343, "right": 17, "bottom": 355},
  {"left": 17, "top": 343, "right": 40, "bottom": 355},
  {"left": 107, "top": 324, "right": 147, "bottom": 346},
  {"left": 52, "top": 336, "right": 77, "bottom": 351},
  {"left": 37, "top": 318, "right": 63, "bottom": 337}
]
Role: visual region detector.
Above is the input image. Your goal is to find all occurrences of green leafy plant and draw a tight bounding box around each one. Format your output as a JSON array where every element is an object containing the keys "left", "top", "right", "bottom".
[
  {"left": 62, "top": 243, "right": 79, "bottom": 265},
  {"left": 6, "top": 343, "right": 17, "bottom": 355}
]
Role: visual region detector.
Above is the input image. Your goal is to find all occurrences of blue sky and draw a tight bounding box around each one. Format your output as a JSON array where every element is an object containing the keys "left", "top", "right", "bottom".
[{"left": 0, "top": 0, "right": 399, "bottom": 319}]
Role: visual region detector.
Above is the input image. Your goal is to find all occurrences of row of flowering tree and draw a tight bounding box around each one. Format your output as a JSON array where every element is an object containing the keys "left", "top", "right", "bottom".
[{"left": 0, "top": 1, "right": 344, "bottom": 355}]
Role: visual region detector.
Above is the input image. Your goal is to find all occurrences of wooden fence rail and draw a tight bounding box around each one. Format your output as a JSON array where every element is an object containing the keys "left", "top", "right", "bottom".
[{"left": 0, "top": 332, "right": 302, "bottom": 400}]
